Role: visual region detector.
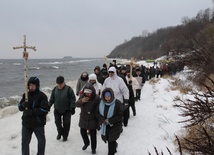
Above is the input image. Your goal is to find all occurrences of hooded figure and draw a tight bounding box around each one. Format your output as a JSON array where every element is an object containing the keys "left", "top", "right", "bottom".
[
  {"left": 18, "top": 76, "right": 49, "bottom": 155},
  {"left": 27, "top": 76, "right": 40, "bottom": 94},
  {"left": 75, "top": 83, "right": 101, "bottom": 154},
  {"left": 76, "top": 71, "right": 89, "bottom": 96},
  {"left": 94, "top": 66, "right": 103, "bottom": 84},
  {"left": 88, "top": 73, "right": 102, "bottom": 95},
  {"left": 98, "top": 88, "right": 123, "bottom": 155},
  {"left": 102, "top": 66, "right": 129, "bottom": 104}
]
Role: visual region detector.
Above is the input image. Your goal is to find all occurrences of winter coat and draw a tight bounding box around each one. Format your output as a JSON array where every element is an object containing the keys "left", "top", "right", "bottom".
[
  {"left": 18, "top": 90, "right": 49, "bottom": 128},
  {"left": 75, "top": 83, "right": 101, "bottom": 130},
  {"left": 134, "top": 73, "right": 145, "bottom": 89},
  {"left": 49, "top": 85, "right": 76, "bottom": 113},
  {"left": 98, "top": 88, "right": 123, "bottom": 142},
  {"left": 102, "top": 67, "right": 129, "bottom": 103}
]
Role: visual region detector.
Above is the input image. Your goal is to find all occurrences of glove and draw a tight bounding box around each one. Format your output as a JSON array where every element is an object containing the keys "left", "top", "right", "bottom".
[
  {"left": 22, "top": 101, "right": 29, "bottom": 108},
  {"left": 103, "top": 119, "right": 109, "bottom": 125},
  {"left": 124, "top": 100, "right": 129, "bottom": 110},
  {"left": 81, "top": 97, "right": 89, "bottom": 103},
  {"left": 23, "top": 109, "right": 33, "bottom": 116},
  {"left": 97, "top": 125, "right": 101, "bottom": 131},
  {"left": 70, "top": 108, "right": 75, "bottom": 115}
]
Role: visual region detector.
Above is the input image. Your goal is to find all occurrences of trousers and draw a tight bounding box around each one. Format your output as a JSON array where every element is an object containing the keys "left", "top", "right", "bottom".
[{"left": 22, "top": 126, "right": 46, "bottom": 155}]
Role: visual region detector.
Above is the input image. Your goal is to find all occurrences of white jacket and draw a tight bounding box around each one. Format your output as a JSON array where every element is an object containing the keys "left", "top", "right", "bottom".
[{"left": 102, "top": 67, "right": 129, "bottom": 103}]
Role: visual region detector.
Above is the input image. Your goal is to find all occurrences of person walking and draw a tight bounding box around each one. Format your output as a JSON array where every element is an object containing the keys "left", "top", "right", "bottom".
[
  {"left": 18, "top": 77, "right": 49, "bottom": 155},
  {"left": 102, "top": 66, "right": 129, "bottom": 106},
  {"left": 75, "top": 83, "right": 100, "bottom": 154},
  {"left": 94, "top": 66, "right": 104, "bottom": 84},
  {"left": 49, "top": 76, "right": 76, "bottom": 141},
  {"left": 76, "top": 71, "right": 89, "bottom": 96},
  {"left": 133, "top": 67, "right": 145, "bottom": 101},
  {"left": 98, "top": 88, "right": 123, "bottom": 155}
]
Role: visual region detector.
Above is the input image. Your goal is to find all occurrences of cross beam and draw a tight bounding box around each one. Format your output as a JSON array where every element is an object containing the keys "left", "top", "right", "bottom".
[{"left": 13, "top": 35, "right": 36, "bottom": 103}]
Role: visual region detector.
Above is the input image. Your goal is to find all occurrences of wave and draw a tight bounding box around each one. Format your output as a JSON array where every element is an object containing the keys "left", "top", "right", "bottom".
[
  {"left": 0, "top": 95, "right": 21, "bottom": 109},
  {"left": 68, "top": 59, "right": 93, "bottom": 64},
  {"left": 29, "top": 66, "right": 40, "bottom": 70},
  {"left": 51, "top": 66, "right": 59, "bottom": 69},
  {"left": 13, "top": 63, "right": 21, "bottom": 66},
  {"left": 0, "top": 80, "right": 78, "bottom": 109},
  {"left": 38, "top": 61, "right": 63, "bottom": 65}
]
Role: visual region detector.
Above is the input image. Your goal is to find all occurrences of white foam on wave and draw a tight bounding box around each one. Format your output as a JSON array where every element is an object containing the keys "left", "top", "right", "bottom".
[
  {"left": 51, "top": 66, "right": 59, "bottom": 69},
  {"left": 0, "top": 106, "right": 19, "bottom": 118},
  {"left": 29, "top": 66, "right": 40, "bottom": 70},
  {"left": 39, "top": 62, "right": 63, "bottom": 65},
  {"left": 68, "top": 59, "right": 92, "bottom": 64},
  {"left": 0, "top": 95, "right": 21, "bottom": 108},
  {"left": 41, "top": 87, "right": 53, "bottom": 98},
  {"left": 12, "top": 63, "right": 21, "bottom": 66}
]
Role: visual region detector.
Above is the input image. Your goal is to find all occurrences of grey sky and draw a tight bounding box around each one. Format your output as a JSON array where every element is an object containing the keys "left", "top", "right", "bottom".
[{"left": 0, "top": 0, "right": 212, "bottom": 59}]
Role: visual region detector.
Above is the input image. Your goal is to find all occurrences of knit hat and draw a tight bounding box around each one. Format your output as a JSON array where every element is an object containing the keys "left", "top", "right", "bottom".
[
  {"left": 84, "top": 88, "right": 92, "bottom": 94},
  {"left": 104, "top": 92, "right": 111, "bottom": 97}
]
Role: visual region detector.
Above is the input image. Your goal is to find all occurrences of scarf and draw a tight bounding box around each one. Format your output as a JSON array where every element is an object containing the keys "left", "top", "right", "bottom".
[{"left": 99, "top": 98, "right": 116, "bottom": 136}]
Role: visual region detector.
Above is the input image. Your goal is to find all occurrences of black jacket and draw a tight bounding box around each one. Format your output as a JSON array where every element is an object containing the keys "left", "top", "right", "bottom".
[{"left": 18, "top": 90, "right": 49, "bottom": 128}]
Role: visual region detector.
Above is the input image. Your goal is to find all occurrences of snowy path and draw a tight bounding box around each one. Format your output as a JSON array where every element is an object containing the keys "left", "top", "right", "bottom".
[{"left": 0, "top": 77, "right": 184, "bottom": 155}]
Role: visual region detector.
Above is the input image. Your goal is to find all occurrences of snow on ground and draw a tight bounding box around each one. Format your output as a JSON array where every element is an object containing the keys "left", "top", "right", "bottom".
[{"left": 0, "top": 73, "right": 190, "bottom": 155}]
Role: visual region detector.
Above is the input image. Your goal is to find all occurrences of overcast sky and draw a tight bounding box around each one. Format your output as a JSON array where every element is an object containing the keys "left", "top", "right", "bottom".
[{"left": 0, "top": 0, "right": 212, "bottom": 59}]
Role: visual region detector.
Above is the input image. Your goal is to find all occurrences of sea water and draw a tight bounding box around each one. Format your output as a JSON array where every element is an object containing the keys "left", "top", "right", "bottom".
[{"left": 0, "top": 58, "right": 117, "bottom": 108}]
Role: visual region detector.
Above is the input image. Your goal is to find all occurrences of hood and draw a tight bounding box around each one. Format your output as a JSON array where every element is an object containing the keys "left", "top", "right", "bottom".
[
  {"left": 88, "top": 73, "right": 99, "bottom": 84},
  {"left": 88, "top": 73, "right": 97, "bottom": 81},
  {"left": 101, "top": 88, "right": 115, "bottom": 103},
  {"left": 94, "top": 66, "right": 101, "bottom": 71},
  {"left": 80, "top": 71, "right": 89, "bottom": 81},
  {"left": 108, "top": 66, "right": 117, "bottom": 79},
  {"left": 28, "top": 77, "right": 40, "bottom": 89}
]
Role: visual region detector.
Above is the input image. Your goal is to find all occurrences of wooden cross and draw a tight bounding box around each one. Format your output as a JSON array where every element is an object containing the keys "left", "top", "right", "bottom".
[
  {"left": 13, "top": 35, "right": 36, "bottom": 102},
  {"left": 129, "top": 57, "right": 137, "bottom": 79},
  {"left": 103, "top": 55, "right": 108, "bottom": 68}
]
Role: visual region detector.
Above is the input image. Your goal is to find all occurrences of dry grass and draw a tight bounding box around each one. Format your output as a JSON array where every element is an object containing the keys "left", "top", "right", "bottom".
[
  {"left": 149, "top": 77, "right": 161, "bottom": 85},
  {"left": 167, "top": 77, "right": 192, "bottom": 94}
]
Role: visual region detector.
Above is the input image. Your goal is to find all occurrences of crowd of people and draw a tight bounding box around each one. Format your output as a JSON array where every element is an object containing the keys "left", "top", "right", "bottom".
[{"left": 18, "top": 59, "right": 184, "bottom": 155}]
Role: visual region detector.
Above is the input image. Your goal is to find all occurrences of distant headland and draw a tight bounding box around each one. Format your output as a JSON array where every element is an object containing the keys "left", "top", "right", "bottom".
[{"left": 63, "top": 56, "right": 73, "bottom": 59}]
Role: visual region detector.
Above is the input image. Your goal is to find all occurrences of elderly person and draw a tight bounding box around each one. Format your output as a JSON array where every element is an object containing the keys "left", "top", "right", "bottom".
[{"left": 49, "top": 76, "right": 76, "bottom": 141}]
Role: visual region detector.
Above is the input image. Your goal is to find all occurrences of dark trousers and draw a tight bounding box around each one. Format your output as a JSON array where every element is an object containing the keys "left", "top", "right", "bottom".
[
  {"left": 123, "top": 107, "right": 130, "bottom": 126},
  {"left": 130, "top": 101, "right": 136, "bottom": 115},
  {"left": 54, "top": 109, "right": 72, "bottom": 139},
  {"left": 108, "top": 141, "right": 117, "bottom": 155},
  {"left": 136, "top": 89, "right": 141, "bottom": 100},
  {"left": 80, "top": 128, "right": 97, "bottom": 150},
  {"left": 22, "top": 126, "right": 46, "bottom": 155}
]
